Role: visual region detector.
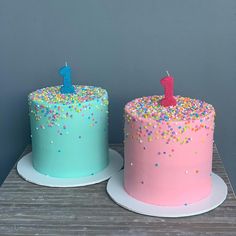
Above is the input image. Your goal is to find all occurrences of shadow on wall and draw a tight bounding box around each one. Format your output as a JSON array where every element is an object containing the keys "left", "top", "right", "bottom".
[{"left": 0, "top": 92, "right": 30, "bottom": 185}]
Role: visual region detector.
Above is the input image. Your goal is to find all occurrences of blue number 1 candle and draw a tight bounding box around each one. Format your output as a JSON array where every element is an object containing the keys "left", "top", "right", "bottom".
[{"left": 59, "top": 62, "right": 75, "bottom": 94}]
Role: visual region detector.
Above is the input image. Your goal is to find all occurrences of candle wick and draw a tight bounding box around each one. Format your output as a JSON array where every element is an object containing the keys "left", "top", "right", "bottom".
[
  {"left": 65, "top": 61, "right": 68, "bottom": 67},
  {"left": 166, "top": 70, "right": 170, "bottom": 76}
]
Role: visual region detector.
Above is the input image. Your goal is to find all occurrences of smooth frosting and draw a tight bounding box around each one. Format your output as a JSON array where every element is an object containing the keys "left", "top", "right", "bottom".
[
  {"left": 29, "top": 85, "right": 109, "bottom": 178},
  {"left": 124, "top": 95, "right": 215, "bottom": 206}
]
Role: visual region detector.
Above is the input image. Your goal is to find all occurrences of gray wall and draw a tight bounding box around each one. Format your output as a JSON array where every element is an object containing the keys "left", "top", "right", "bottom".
[{"left": 1, "top": 0, "right": 236, "bottom": 190}]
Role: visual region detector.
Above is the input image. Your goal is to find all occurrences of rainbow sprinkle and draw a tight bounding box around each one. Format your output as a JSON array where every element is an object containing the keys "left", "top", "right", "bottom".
[
  {"left": 125, "top": 96, "right": 215, "bottom": 122},
  {"left": 29, "top": 85, "right": 107, "bottom": 105},
  {"left": 125, "top": 95, "right": 215, "bottom": 145},
  {"left": 29, "top": 85, "right": 108, "bottom": 130}
]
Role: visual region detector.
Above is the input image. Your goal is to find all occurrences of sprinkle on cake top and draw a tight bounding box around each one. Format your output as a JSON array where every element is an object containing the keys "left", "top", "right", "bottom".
[
  {"left": 125, "top": 95, "right": 215, "bottom": 122},
  {"left": 29, "top": 85, "right": 107, "bottom": 105}
]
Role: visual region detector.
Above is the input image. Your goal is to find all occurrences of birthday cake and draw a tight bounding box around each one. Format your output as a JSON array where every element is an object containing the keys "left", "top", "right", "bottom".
[
  {"left": 124, "top": 94, "right": 215, "bottom": 206},
  {"left": 28, "top": 84, "right": 109, "bottom": 178}
]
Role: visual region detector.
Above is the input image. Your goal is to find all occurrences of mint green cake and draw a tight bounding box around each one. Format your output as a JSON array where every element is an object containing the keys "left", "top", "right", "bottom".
[{"left": 28, "top": 85, "right": 109, "bottom": 178}]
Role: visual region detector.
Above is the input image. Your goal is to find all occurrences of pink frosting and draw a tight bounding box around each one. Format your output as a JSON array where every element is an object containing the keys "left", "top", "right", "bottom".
[{"left": 124, "top": 96, "right": 215, "bottom": 206}]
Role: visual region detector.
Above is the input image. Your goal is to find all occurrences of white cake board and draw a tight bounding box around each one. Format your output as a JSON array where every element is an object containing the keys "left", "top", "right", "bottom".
[
  {"left": 107, "top": 170, "right": 227, "bottom": 217},
  {"left": 17, "top": 149, "right": 123, "bottom": 187}
]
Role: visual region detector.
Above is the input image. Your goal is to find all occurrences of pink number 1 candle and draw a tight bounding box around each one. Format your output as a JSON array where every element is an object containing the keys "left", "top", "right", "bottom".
[{"left": 160, "top": 71, "right": 177, "bottom": 107}]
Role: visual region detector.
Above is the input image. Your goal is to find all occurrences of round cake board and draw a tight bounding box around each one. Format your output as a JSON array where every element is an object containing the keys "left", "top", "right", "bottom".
[
  {"left": 17, "top": 149, "right": 123, "bottom": 187},
  {"left": 107, "top": 170, "right": 227, "bottom": 218}
]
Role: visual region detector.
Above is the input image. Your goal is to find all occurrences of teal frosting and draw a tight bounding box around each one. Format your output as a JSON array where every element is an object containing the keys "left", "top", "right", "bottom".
[{"left": 28, "top": 85, "right": 109, "bottom": 178}]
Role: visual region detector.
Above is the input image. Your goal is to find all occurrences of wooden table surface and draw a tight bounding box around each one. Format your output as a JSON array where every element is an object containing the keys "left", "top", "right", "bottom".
[{"left": 0, "top": 144, "right": 235, "bottom": 236}]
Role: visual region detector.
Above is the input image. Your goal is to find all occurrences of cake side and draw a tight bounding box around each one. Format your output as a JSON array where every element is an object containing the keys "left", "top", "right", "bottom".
[
  {"left": 29, "top": 85, "right": 109, "bottom": 178},
  {"left": 124, "top": 95, "right": 215, "bottom": 206}
]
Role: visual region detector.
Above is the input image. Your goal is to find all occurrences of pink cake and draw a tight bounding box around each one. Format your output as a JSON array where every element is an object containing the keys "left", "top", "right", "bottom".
[{"left": 124, "top": 95, "right": 215, "bottom": 206}]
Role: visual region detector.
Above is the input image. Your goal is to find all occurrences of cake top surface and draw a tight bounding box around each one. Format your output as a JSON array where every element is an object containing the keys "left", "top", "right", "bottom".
[
  {"left": 125, "top": 95, "right": 215, "bottom": 122},
  {"left": 29, "top": 85, "right": 107, "bottom": 105}
]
